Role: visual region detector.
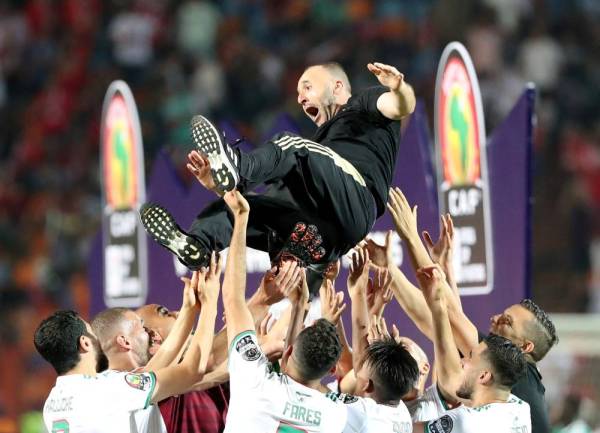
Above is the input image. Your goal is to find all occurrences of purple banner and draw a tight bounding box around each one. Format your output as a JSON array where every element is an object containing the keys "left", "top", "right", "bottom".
[{"left": 89, "top": 89, "right": 534, "bottom": 360}]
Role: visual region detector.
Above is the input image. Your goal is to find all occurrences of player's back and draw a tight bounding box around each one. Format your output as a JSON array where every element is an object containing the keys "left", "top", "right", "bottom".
[
  {"left": 225, "top": 368, "right": 346, "bottom": 433},
  {"left": 225, "top": 331, "right": 347, "bottom": 432},
  {"left": 43, "top": 370, "right": 162, "bottom": 433},
  {"left": 428, "top": 394, "right": 531, "bottom": 433},
  {"left": 328, "top": 393, "right": 412, "bottom": 433}
]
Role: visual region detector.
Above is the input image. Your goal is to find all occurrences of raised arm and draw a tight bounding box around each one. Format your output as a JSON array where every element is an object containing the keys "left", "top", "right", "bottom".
[
  {"left": 422, "top": 214, "right": 461, "bottom": 306},
  {"left": 283, "top": 269, "right": 309, "bottom": 360},
  {"left": 143, "top": 273, "right": 202, "bottom": 371},
  {"left": 388, "top": 187, "right": 478, "bottom": 355},
  {"left": 209, "top": 260, "right": 301, "bottom": 367},
  {"left": 368, "top": 62, "right": 416, "bottom": 120},
  {"left": 221, "top": 190, "right": 255, "bottom": 348},
  {"left": 359, "top": 230, "right": 434, "bottom": 339},
  {"left": 415, "top": 265, "right": 463, "bottom": 400},
  {"left": 348, "top": 249, "right": 371, "bottom": 371},
  {"left": 150, "top": 266, "right": 219, "bottom": 403}
]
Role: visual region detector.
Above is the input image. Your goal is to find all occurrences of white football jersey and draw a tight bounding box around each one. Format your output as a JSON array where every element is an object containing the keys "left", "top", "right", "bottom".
[
  {"left": 426, "top": 394, "right": 531, "bottom": 433},
  {"left": 224, "top": 331, "right": 347, "bottom": 433},
  {"left": 43, "top": 370, "right": 167, "bottom": 433},
  {"left": 329, "top": 393, "right": 412, "bottom": 433},
  {"left": 406, "top": 383, "right": 451, "bottom": 422}
]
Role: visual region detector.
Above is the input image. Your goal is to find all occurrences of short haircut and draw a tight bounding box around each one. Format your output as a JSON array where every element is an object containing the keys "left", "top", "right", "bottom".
[
  {"left": 34, "top": 310, "right": 88, "bottom": 375},
  {"left": 306, "top": 62, "right": 351, "bottom": 93},
  {"left": 483, "top": 334, "right": 527, "bottom": 389},
  {"left": 294, "top": 319, "right": 342, "bottom": 381},
  {"left": 365, "top": 338, "right": 420, "bottom": 402},
  {"left": 519, "top": 299, "right": 558, "bottom": 361},
  {"left": 91, "top": 307, "right": 130, "bottom": 349}
]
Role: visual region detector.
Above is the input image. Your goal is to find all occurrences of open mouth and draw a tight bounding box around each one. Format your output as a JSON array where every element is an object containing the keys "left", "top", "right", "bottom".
[{"left": 305, "top": 106, "right": 319, "bottom": 118}]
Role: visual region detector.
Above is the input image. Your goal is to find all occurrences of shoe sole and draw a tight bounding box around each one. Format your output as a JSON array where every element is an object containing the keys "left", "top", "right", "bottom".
[
  {"left": 191, "top": 115, "right": 239, "bottom": 193},
  {"left": 140, "top": 203, "right": 207, "bottom": 270}
]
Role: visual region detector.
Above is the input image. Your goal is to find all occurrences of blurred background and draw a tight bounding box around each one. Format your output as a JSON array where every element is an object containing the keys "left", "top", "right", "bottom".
[{"left": 0, "top": 0, "right": 599, "bottom": 432}]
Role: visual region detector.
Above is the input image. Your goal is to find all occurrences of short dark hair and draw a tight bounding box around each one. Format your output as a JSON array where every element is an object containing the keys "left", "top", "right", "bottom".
[
  {"left": 294, "top": 319, "right": 341, "bottom": 381},
  {"left": 34, "top": 310, "right": 88, "bottom": 375},
  {"left": 483, "top": 334, "right": 527, "bottom": 389},
  {"left": 364, "top": 338, "right": 419, "bottom": 402},
  {"left": 92, "top": 307, "right": 130, "bottom": 349},
  {"left": 519, "top": 299, "right": 558, "bottom": 361}
]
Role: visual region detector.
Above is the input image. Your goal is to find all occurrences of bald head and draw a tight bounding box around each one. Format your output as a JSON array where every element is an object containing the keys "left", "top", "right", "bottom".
[{"left": 304, "top": 63, "right": 351, "bottom": 93}]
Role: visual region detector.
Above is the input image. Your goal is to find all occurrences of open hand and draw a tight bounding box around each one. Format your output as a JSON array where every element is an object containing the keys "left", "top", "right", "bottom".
[
  {"left": 355, "top": 230, "right": 393, "bottom": 269},
  {"left": 415, "top": 264, "right": 446, "bottom": 304},
  {"left": 367, "top": 268, "right": 393, "bottom": 318},
  {"left": 259, "top": 260, "right": 302, "bottom": 305},
  {"left": 387, "top": 187, "right": 418, "bottom": 239},
  {"left": 320, "top": 279, "right": 347, "bottom": 324},
  {"left": 422, "top": 214, "right": 454, "bottom": 267},
  {"left": 347, "top": 249, "right": 370, "bottom": 297},
  {"left": 367, "top": 62, "right": 405, "bottom": 92},
  {"left": 187, "top": 151, "right": 218, "bottom": 192}
]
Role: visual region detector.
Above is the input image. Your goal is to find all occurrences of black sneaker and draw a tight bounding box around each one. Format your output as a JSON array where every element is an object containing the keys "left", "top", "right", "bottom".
[
  {"left": 140, "top": 203, "right": 210, "bottom": 270},
  {"left": 190, "top": 115, "right": 240, "bottom": 193}
]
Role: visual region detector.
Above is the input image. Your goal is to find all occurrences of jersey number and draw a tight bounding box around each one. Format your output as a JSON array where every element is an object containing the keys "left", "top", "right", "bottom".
[
  {"left": 277, "top": 421, "right": 308, "bottom": 433},
  {"left": 52, "top": 419, "right": 70, "bottom": 433}
]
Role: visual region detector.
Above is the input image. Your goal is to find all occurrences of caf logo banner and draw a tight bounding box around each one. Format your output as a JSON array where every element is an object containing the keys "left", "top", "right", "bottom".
[
  {"left": 100, "top": 80, "right": 148, "bottom": 307},
  {"left": 434, "top": 42, "right": 493, "bottom": 295}
]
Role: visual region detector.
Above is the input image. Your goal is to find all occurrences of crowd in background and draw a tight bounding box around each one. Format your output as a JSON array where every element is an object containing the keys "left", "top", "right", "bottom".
[{"left": 0, "top": 0, "right": 599, "bottom": 432}]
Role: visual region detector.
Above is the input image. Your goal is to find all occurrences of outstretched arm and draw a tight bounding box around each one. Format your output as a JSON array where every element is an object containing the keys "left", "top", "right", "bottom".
[
  {"left": 150, "top": 267, "right": 219, "bottom": 403},
  {"left": 368, "top": 62, "right": 416, "bottom": 120},
  {"left": 348, "top": 249, "right": 371, "bottom": 371},
  {"left": 143, "top": 272, "right": 203, "bottom": 371},
  {"left": 358, "top": 230, "right": 433, "bottom": 339},
  {"left": 415, "top": 265, "right": 463, "bottom": 402},
  {"left": 221, "top": 190, "right": 255, "bottom": 348},
  {"left": 388, "top": 187, "right": 479, "bottom": 356}
]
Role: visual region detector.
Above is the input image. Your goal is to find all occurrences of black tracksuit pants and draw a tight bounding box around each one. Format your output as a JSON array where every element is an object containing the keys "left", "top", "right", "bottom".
[{"left": 189, "top": 133, "right": 377, "bottom": 265}]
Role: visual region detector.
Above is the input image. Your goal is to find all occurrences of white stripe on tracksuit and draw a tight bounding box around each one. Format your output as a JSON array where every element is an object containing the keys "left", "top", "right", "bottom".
[{"left": 273, "top": 135, "right": 366, "bottom": 187}]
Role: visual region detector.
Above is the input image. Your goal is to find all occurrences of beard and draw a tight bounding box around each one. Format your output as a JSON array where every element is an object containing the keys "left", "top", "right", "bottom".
[{"left": 456, "top": 376, "right": 475, "bottom": 400}]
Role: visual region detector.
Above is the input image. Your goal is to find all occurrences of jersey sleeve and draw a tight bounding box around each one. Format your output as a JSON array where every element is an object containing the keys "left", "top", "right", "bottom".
[
  {"left": 228, "top": 330, "right": 270, "bottom": 390},
  {"left": 426, "top": 407, "right": 472, "bottom": 433},
  {"left": 102, "top": 371, "right": 157, "bottom": 412},
  {"left": 326, "top": 392, "right": 365, "bottom": 433},
  {"left": 350, "top": 86, "right": 390, "bottom": 123}
]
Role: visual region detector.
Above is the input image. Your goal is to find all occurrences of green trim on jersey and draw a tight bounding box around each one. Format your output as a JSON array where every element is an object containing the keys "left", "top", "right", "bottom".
[
  {"left": 144, "top": 371, "right": 157, "bottom": 409},
  {"left": 436, "top": 384, "right": 450, "bottom": 411},
  {"left": 229, "top": 330, "right": 257, "bottom": 355}
]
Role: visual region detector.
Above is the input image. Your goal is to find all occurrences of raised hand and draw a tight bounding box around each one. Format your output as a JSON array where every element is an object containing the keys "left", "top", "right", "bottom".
[
  {"left": 288, "top": 268, "right": 309, "bottom": 306},
  {"left": 187, "top": 151, "right": 218, "bottom": 192},
  {"left": 347, "top": 249, "right": 370, "bottom": 297},
  {"left": 367, "top": 62, "right": 405, "bottom": 92},
  {"left": 324, "top": 260, "right": 341, "bottom": 283},
  {"left": 223, "top": 189, "right": 250, "bottom": 216},
  {"left": 367, "top": 315, "right": 391, "bottom": 344},
  {"left": 320, "top": 279, "right": 347, "bottom": 324},
  {"left": 422, "top": 214, "right": 454, "bottom": 266},
  {"left": 367, "top": 268, "right": 393, "bottom": 318},
  {"left": 415, "top": 264, "right": 446, "bottom": 304},
  {"left": 387, "top": 187, "right": 419, "bottom": 240},
  {"left": 356, "top": 230, "right": 393, "bottom": 269},
  {"left": 180, "top": 271, "right": 201, "bottom": 311},
  {"left": 204, "top": 251, "right": 222, "bottom": 303},
  {"left": 257, "top": 312, "right": 286, "bottom": 361},
  {"left": 258, "top": 260, "right": 302, "bottom": 305}
]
